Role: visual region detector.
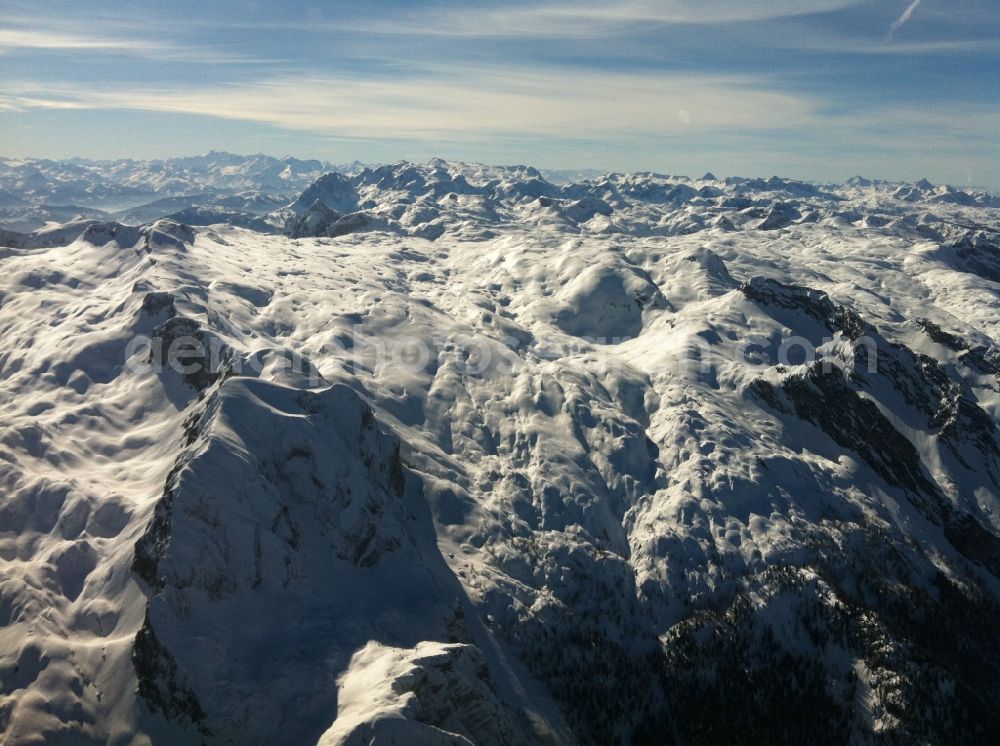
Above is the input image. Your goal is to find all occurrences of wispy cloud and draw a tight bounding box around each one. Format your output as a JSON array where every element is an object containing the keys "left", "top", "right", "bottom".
[
  {"left": 0, "top": 26, "right": 272, "bottom": 64},
  {"left": 0, "top": 28, "right": 156, "bottom": 52},
  {"left": 886, "top": 0, "right": 924, "bottom": 40},
  {"left": 0, "top": 95, "right": 90, "bottom": 111},
  {"left": 0, "top": 67, "right": 818, "bottom": 140},
  {"left": 786, "top": 37, "right": 998, "bottom": 56},
  {"left": 339, "top": 0, "right": 865, "bottom": 40}
]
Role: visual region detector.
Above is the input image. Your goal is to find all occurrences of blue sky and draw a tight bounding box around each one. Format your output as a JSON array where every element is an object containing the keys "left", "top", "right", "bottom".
[{"left": 2, "top": 0, "right": 998, "bottom": 186}]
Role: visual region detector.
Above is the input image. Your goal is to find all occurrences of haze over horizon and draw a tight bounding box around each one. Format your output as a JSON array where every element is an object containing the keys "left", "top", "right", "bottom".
[{"left": 2, "top": 0, "right": 998, "bottom": 188}]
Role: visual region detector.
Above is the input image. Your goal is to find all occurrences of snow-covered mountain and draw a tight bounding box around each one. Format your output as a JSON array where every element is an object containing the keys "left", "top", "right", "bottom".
[
  {"left": 0, "top": 153, "right": 339, "bottom": 230},
  {"left": 1, "top": 159, "right": 999, "bottom": 744}
]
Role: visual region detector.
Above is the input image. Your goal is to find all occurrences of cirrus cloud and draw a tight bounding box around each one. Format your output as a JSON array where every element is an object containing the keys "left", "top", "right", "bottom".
[{"left": 0, "top": 67, "right": 818, "bottom": 141}]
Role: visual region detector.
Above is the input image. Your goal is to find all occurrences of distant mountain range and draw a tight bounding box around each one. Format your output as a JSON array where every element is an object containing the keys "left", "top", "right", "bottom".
[{"left": 2, "top": 152, "right": 997, "bottom": 233}]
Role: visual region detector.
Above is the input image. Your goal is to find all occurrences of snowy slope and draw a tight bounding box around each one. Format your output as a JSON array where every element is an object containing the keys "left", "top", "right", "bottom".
[{"left": 1, "top": 161, "right": 999, "bottom": 745}]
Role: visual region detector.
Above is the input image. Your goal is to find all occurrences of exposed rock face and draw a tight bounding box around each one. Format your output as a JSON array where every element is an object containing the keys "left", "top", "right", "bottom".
[
  {"left": 132, "top": 608, "right": 208, "bottom": 734},
  {"left": 285, "top": 200, "right": 402, "bottom": 239},
  {"left": 285, "top": 199, "right": 343, "bottom": 238},
  {"left": 740, "top": 276, "right": 870, "bottom": 339},
  {"left": 917, "top": 318, "right": 1000, "bottom": 375},
  {"left": 949, "top": 231, "right": 1000, "bottom": 283},
  {"left": 758, "top": 201, "right": 802, "bottom": 230},
  {"left": 752, "top": 363, "right": 941, "bottom": 499},
  {"left": 146, "top": 316, "right": 231, "bottom": 391}
]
